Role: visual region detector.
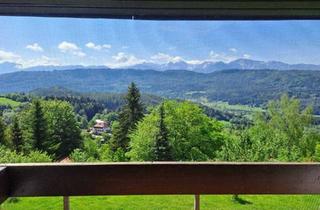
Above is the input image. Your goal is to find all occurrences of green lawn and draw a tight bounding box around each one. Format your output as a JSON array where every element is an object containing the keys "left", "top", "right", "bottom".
[
  {"left": 0, "top": 97, "right": 20, "bottom": 108},
  {"left": 2, "top": 195, "right": 320, "bottom": 210}
]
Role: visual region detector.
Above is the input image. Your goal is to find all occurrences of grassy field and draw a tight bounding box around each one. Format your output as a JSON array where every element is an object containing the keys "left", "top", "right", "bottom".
[
  {"left": 2, "top": 195, "right": 320, "bottom": 210},
  {"left": 200, "top": 100, "right": 264, "bottom": 114},
  {"left": 0, "top": 97, "right": 20, "bottom": 108}
]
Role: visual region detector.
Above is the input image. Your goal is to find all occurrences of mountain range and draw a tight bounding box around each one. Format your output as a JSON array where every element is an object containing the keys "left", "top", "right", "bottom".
[
  {"left": 0, "top": 62, "right": 109, "bottom": 74},
  {"left": 129, "top": 59, "right": 320, "bottom": 72},
  {"left": 1, "top": 58, "right": 320, "bottom": 74}
]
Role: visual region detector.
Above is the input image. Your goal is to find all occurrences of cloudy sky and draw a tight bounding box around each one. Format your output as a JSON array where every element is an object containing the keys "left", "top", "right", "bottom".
[{"left": 0, "top": 16, "right": 320, "bottom": 68}]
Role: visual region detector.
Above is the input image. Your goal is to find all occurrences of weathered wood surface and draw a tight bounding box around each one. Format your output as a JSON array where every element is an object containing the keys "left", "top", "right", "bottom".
[
  {"left": 2, "top": 162, "right": 320, "bottom": 198},
  {"left": 194, "top": 194, "right": 200, "bottom": 210},
  {"left": 1, "top": 0, "right": 320, "bottom": 19},
  {"left": 0, "top": 167, "right": 8, "bottom": 204},
  {"left": 63, "top": 196, "right": 70, "bottom": 210}
]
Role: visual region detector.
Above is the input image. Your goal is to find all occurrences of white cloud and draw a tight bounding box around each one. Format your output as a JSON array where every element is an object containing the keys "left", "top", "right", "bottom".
[
  {"left": 243, "top": 54, "right": 251, "bottom": 59},
  {"left": 208, "top": 51, "right": 239, "bottom": 62},
  {"left": 207, "top": 51, "right": 253, "bottom": 63},
  {"left": 58, "top": 41, "right": 86, "bottom": 57},
  {"left": 58, "top": 41, "right": 79, "bottom": 51},
  {"left": 108, "top": 52, "right": 145, "bottom": 68},
  {"left": 229, "top": 48, "right": 237, "bottom": 53},
  {"left": 150, "top": 53, "right": 183, "bottom": 64},
  {"left": 86, "top": 42, "right": 111, "bottom": 50},
  {"left": 0, "top": 50, "right": 21, "bottom": 63},
  {"left": 0, "top": 49, "right": 59, "bottom": 68},
  {"left": 19, "top": 56, "right": 59, "bottom": 68},
  {"left": 26, "top": 43, "right": 43, "bottom": 52}
]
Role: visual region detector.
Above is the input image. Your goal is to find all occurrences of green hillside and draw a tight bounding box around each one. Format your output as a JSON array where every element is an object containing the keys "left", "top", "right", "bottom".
[
  {"left": 1, "top": 69, "right": 320, "bottom": 113},
  {"left": 0, "top": 97, "right": 20, "bottom": 107}
]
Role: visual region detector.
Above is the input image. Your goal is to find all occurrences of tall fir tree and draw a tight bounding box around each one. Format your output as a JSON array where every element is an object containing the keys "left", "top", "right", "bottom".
[
  {"left": 0, "top": 113, "right": 5, "bottom": 146},
  {"left": 153, "top": 104, "right": 172, "bottom": 161},
  {"left": 110, "top": 82, "right": 144, "bottom": 152},
  {"left": 11, "top": 116, "right": 24, "bottom": 153},
  {"left": 31, "top": 100, "right": 48, "bottom": 151}
]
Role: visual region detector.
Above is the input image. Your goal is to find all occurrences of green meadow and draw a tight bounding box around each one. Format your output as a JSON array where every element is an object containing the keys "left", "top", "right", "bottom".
[
  {"left": 0, "top": 97, "right": 20, "bottom": 108},
  {"left": 2, "top": 195, "right": 320, "bottom": 210}
]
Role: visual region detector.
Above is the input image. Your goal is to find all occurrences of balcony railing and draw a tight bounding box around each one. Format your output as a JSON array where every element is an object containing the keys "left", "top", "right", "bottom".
[{"left": 1, "top": 162, "right": 320, "bottom": 209}]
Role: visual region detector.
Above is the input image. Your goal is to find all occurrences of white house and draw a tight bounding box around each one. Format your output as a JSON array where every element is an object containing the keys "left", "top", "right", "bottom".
[{"left": 91, "top": 119, "right": 110, "bottom": 135}]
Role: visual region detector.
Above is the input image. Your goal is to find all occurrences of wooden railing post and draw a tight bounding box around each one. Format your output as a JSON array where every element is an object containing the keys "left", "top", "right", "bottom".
[
  {"left": 63, "top": 196, "right": 70, "bottom": 210},
  {"left": 194, "top": 194, "right": 200, "bottom": 210}
]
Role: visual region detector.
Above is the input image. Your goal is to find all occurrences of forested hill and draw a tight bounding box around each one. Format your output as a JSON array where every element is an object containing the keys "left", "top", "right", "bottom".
[{"left": 0, "top": 68, "right": 320, "bottom": 112}]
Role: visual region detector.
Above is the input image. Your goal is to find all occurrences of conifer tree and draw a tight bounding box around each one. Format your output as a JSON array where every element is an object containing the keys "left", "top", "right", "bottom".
[
  {"left": 11, "top": 117, "right": 23, "bottom": 153},
  {"left": 153, "top": 104, "right": 172, "bottom": 161},
  {"left": 0, "top": 113, "right": 5, "bottom": 146},
  {"left": 110, "top": 82, "right": 144, "bottom": 152},
  {"left": 31, "top": 100, "right": 48, "bottom": 151}
]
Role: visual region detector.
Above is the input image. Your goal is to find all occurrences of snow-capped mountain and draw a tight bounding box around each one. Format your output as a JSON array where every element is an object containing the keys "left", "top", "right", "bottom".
[
  {"left": 129, "top": 59, "right": 320, "bottom": 72},
  {"left": 1, "top": 58, "right": 320, "bottom": 74}
]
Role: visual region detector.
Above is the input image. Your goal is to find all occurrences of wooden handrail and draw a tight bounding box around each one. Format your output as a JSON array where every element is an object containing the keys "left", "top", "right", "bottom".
[
  {"left": 0, "top": 0, "right": 320, "bottom": 20},
  {"left": 1, "top": 162, "right": 320, "bottom": 204}
]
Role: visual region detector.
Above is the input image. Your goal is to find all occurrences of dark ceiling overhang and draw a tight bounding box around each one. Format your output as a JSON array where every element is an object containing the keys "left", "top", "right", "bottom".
[{"left": 0, "top": 0, "right": 320, "bottom": 20}]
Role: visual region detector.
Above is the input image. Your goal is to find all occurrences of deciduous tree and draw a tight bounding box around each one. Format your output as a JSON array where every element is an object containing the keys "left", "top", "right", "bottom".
[{"left": 128, "top": 100, "right": 225, "bottom": 161}]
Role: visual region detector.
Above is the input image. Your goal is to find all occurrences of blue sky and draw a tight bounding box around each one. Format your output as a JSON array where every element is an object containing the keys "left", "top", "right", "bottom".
[{"left": 0, "top": 16, "right": 320, "bottom": 68}]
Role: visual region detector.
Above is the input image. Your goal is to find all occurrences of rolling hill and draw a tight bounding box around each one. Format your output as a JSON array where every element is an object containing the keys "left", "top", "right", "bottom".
[{"left": 0, "top": 68, "right": 320, "bottom": 113}]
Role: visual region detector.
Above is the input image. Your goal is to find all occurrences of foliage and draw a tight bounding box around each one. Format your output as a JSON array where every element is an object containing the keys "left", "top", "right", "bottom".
[
  {"left": 10, "top": 116, "right": 24, "bottom": 153},
  {"left": 220, "top": 94, "right": 320, "bottom": 161},
  {"left": 89, "top": 111, "right": 118, "bottom": 127},
  {"left": 70, "top": 138, "right": 113, "bottom": 162},
  {"left": 110, "top": 83, "right": 144, "bottom": 152},
  {"left": 42, "top": 100, "right": 82, "bottom": 159},
  {"left": 30, "top": 100, "right": 48, "bottom": 151},
  {"left": 0, "top": 146, "right": 51, "bottom": 163},
  {"left": 0, "top": 114, "right": 6, "bottom": 146},
  {"left": 153, "top": 103, "right": 172, "bottom": 161},
  {"left": 314, "top": 144, "right": 320, "bottom": 161},
  {"left": 128, "top": 100, "right": 225, "bottom": 161},
  {"left": 29, "top": 87, "right": 162, "bottom": 120}
]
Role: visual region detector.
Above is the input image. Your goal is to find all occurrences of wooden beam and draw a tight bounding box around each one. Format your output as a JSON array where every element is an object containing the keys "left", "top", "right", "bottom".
[
  {"left": 63, "top": 196, "right": 70, "bottom": 210},
  {"left": 0, "top": 167, "right": 9, "bottom": 204},
  {"left": 3, "top": 163, "right": 320, "bottom": 197},
  {"left": 194, "top": 194, "right": 200, "bottom": 210},
  {"left": 0, "top": 0, "right": 320, "bottom": 20}
]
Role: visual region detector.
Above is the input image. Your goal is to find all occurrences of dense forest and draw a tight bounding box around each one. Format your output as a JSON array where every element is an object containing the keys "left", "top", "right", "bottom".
[
  {"left": 1, "top": 69, "right": 320, "bottom": 113},
  {"left": 1, "top": 82, "right": 320, "bottom": 164}
]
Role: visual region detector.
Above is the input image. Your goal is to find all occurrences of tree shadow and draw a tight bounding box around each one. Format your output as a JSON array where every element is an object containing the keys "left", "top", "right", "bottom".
[
  {"left": 7, "top": 197, "right": 20, "bottom": 203},
  {"left": 232, "top": 195, "right": 252, "bottom": 205}
]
